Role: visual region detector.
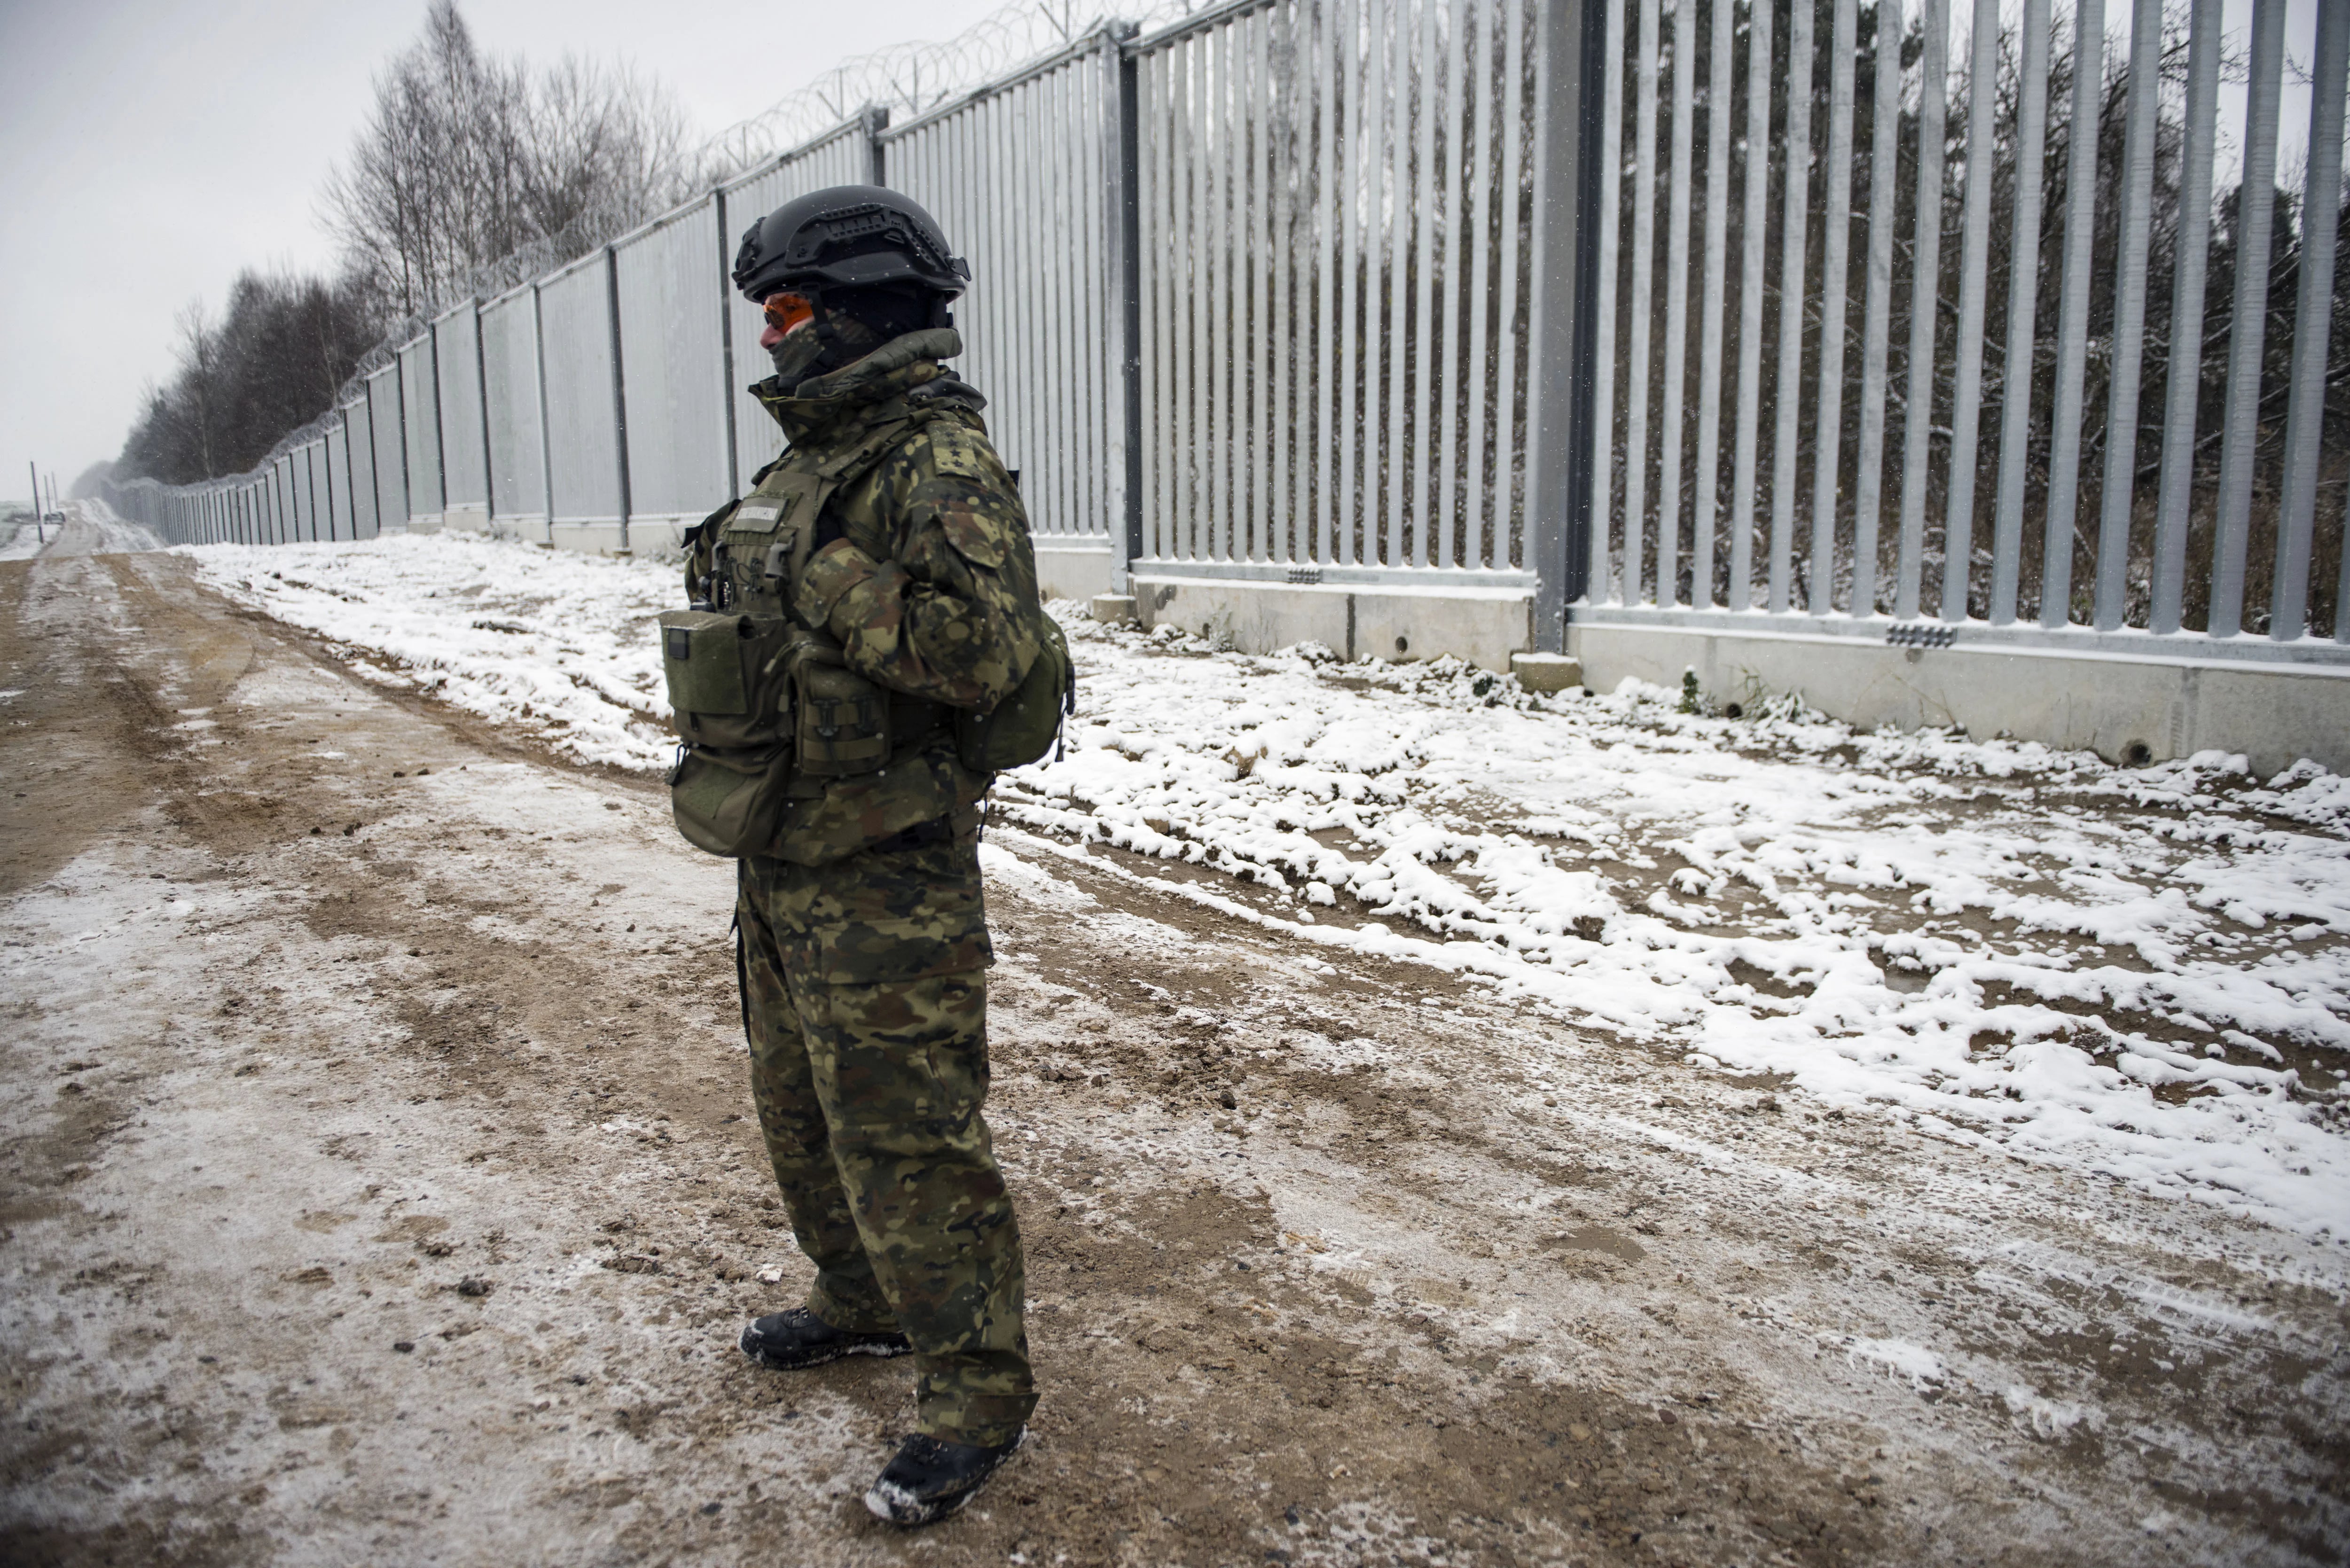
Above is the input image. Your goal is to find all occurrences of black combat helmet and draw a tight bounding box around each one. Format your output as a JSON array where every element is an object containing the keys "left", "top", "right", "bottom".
[{"left": 732, "top": 185, "right": 970, "bottom": 303}]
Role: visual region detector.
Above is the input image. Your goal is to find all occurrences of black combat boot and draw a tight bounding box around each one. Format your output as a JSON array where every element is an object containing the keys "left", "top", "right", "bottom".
[
  {"left": 738, "top": 1307, "right": 911, "bottom": 1370},
  {"left": 863, "top": 1428, "right": 1027, "bottom": 1526}
]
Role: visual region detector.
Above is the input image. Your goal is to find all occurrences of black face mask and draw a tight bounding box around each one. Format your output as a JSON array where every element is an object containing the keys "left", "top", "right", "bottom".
[
  {"left": 767, "top": 320, "right": 837, "bottom": 386},
  {"left": 767, "top": 286, "right": 937, "bottom": 387}
]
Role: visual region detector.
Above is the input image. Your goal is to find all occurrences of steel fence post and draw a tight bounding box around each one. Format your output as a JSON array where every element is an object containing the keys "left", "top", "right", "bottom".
[
  {"left": 865, "top": 105, "right": 890, "bottom": 185},
  {"left": 473, "top": 302, "right": 496, "bottom": 531},
  {"left": 604, "top": 247, "right": 633, "bottom": 552},
  {"left": 715, "top": 188, "right": 739, "bottom": 499},
  {"left": 533, "top": 282, "right": 556, "bottom": 543},
  {"left": 1526, "top": 0, "right": 1603, "bottom": 652},
  {"left": 1112, "top": 28, "right": 1143, "bottom": 592}
]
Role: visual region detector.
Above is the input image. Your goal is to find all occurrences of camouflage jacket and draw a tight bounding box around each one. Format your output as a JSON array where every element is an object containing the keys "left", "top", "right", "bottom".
[{"left": 683, "top": 327, "right": 1046, "bottom": 866}]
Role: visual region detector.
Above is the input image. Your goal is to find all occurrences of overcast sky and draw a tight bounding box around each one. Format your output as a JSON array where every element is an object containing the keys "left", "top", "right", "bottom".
[{"left": 0, "top": 0, "right": 1004, "bottom": 493}]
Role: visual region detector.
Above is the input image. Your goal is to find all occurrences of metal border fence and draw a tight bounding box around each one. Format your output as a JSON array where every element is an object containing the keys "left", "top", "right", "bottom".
[{"left": 110, "top": 0, "right": 2349, "bottom": 672}]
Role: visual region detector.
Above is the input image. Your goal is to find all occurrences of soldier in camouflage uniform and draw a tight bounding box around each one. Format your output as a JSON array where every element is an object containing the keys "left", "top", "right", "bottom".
[{"left": 685, "top": 187, "right": 1044, "bottom": 1527}]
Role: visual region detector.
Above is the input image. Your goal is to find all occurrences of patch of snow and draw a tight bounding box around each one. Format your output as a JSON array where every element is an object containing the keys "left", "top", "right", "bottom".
[
  {"left": 1848, "top": 1338, "right": 1945, "bottom": 1391},
  {"left": 2002, "top": 1385, "right": 2096, "bottom": 1440}
]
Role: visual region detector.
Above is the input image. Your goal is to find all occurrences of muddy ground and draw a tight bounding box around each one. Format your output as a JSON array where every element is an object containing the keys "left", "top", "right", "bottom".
[{"left": 1, "top": 547, "right": 2344, "bottom": 1567}]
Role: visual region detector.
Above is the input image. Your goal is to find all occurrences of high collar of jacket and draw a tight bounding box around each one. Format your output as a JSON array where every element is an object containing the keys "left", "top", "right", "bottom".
[{"left": 755, "top": 327, "right": 964, "bottom": 446}]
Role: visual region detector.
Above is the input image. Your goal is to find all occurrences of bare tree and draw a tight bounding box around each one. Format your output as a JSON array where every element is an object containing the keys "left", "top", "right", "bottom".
[
  {"left": 117, "top": 268, "right": 385, "bottom": 485},
  {"left": 321, "top": 1, "right": 706, "bottom": 316},
  {"left": 174, "top": 300, "right": 219, "bottom": 479}
]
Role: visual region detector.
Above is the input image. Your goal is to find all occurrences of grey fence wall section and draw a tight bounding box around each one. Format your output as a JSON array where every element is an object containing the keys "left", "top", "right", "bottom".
[
  {"left": 110, "top": 0, "right": 2349, "bottom": 676},
  {"left": 434, "top": 304, "right": 489, "bottom": 513},
  {"left": 889, "top": 37, "right": 1126, "bottom": 545},
  {"left": 538, "top": 251, "right": 627, "bottom": 535},
  {"left": 395, "top": 338, "right": 441, "bottom": 523},
  {"left": 614, "top": 203, "right": 730, "bottom": 529},
  {"left": 304, "top": 439, "right": 324, "bottom": 538},
  {"left": 481, "top": 287, "right": 548, "bottom": 530},
  {"left": 366, "top": 363, "right": 405, "bottom": 531},
  {"left": 343, "top": 398, "right": 378, "bottom": 538}
]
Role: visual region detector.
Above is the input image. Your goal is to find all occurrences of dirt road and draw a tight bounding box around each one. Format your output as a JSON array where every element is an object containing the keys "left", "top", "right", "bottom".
[{"left": 2, "top": 549, "right": 2342, "bottom": 1566}]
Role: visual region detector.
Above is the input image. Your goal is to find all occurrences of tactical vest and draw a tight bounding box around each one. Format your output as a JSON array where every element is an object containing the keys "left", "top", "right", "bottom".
[{"left": 658, "top": 409, "right": 958, "bottom": 858}]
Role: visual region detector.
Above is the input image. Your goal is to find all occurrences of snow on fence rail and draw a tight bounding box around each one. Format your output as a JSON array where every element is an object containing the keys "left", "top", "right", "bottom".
[{"left": 110, "top": 0, "right": 2350, "bottom": 666}]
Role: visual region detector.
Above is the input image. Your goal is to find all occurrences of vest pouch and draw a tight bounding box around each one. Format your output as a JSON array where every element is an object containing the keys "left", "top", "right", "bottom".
[
  {"left": 665, "top": 744, "right": 790, "bottom": 859},
  {"left": 659, "top": 611, "right": 794, "bottom": 749},
  {"left": 955, "top": 616, "right": 1075, "bottom": 773},
  {"left": 790, "top": 641, "right": 891, "bottom": 777}
]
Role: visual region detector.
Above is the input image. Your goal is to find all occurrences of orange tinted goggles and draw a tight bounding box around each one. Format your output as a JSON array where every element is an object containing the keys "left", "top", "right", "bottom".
[{"left": 762, "top": 291, "right": 814, "bottom": 332}]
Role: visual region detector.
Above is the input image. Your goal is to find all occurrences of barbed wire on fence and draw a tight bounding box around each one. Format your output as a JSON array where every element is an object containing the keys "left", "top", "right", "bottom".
[{"left": 695, "top": 0, "right": 1192, "bottom": 171}]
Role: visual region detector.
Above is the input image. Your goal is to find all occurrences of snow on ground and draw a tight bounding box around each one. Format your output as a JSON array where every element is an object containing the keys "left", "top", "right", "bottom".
[
  {"left": 182, "top": 532, "right": 2350, "bottom": 1236},
  {"left": 7, "top": 497, "right": 167, "bottom": 557}
]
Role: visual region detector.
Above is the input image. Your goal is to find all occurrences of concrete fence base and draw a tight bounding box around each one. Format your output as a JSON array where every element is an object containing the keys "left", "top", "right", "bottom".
[
  {"left": 1131, "top": 575, "right": 1535, "bottom": 672},
  {"left": 1568, "top": 622, "right": 2350, "bottom": 779},
  {"left": 1089, "top": 585, "right": 2348, "bottom": 779}
]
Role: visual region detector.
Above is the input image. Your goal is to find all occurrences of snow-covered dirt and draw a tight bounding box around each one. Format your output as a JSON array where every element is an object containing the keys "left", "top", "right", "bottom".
[
  {"left": 2, "top": 497, "right": 164, "bottom": 560},
  {"left": 2, "top": 541, "right": 2344, "bottom": 1565},
  {"left": 184, "top": 534, "right": 2350, "bottom": 1235}
]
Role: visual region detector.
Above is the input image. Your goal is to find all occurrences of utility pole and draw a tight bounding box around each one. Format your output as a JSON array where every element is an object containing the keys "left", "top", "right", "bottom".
[{"left": 27, "top": 461, "right": 43, "bottom": 545}]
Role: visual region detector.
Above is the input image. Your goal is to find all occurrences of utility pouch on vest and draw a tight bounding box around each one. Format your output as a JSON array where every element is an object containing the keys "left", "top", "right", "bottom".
[
  {"left": 665, "top": 744, "right": 790, "bottom": 859},
  {"left": 954, "top": 616, "right": 1076, "bottom": 773},
  {"left": 789, "top": 637, "right": 892, "bottom": 776},
  {"left": 658, "top": 611, "right": 794, "bottom": 749}
]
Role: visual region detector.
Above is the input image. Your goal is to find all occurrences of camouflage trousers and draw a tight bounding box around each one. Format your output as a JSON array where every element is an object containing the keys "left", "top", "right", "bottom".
[{"left": 734, "top": 817, "right": 1034, "bottom": 1446}]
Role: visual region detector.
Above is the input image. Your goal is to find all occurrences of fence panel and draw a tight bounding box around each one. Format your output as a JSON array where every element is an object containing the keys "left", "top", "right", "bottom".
[
  {"left": 615, "top": 199, "right": 729, "bottom": 530},
  {"left": 481, "top": 287, "right": 548, "bottom": 531},
  {"left": 720, "top": 120, "right": 877, "bottom": 485},
  {"left": 1132, "top": 0, "right": 1537, "bottom": 581},
  {"left": 344, "top": 398, "right": 378, "bottom": 538},
  {"left": 292, "top": 443, "right": 316, "bottom": 541},
  {"left": 314, "top": 438, "right": 337, "bottom": 540},
  {"left": 1587, "top": 0, "right": 2350, "bottom": 647},
  {"left": 397, "top": 336, "right": 443, "bottom": 523},
  {"left": 283, "top": 450, "right": 304, "bottom": 541},
  {"left": 434, "top": 304, "right": 489, "bottom": 515},
  {"left": 325, "top": 437, "right": 342, "bottom": 538},
  {"left": 888, "top": 38, "right": 1122, "bottom": 543},
  {"left": 367, "top": 363, "right": 406, "bottom": 530},
  {"left": 538, "top": 251, "right": 626, "bottom": 538}
]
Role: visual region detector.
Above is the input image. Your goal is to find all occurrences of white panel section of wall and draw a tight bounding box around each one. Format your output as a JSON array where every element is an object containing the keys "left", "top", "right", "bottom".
[
  {"left": 480, "top": 287, "right": 547, "bottom": 532},
  {"left": 537, "top": 253, "right": 625, "bottom": 532},
  {"left": 343, "top": 399, "right": 379, "bottom": 538},
  {"left": 888, "top": 40, "right": 1121, "bottom": 542},
  {"left": 1132, "top": 0, "right": 1537, "bottom": 582},
  {"left": 614, "top": 200, "right": 729, "bottom": 525},
  {"left": 433, "top": 304, "right": 489, "bottom": 510},
  {"left": 396, "top": 337, "right": 442, "bottom": 522},
  {"left": 367, "top": 365, "right": 406, "bottom": 531},
  {"left": 719, "top": 123, "right": 875, "bottom": 486},
  {"left": 287, "top": 444, "right": 308, "bottom": 540},
  {"left": 326, "top": 432, "right": 347, "bottom": 540}
]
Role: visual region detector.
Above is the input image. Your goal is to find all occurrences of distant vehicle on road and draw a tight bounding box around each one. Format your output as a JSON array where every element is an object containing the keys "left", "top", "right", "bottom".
[{"left": 42, "top": 511, "right": 64, "bottom": 523}]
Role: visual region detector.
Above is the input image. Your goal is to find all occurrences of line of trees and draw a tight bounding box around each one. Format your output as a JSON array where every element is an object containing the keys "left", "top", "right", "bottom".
[{"left": 117, "top": 0, "right": 710, "bottom": 487}]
